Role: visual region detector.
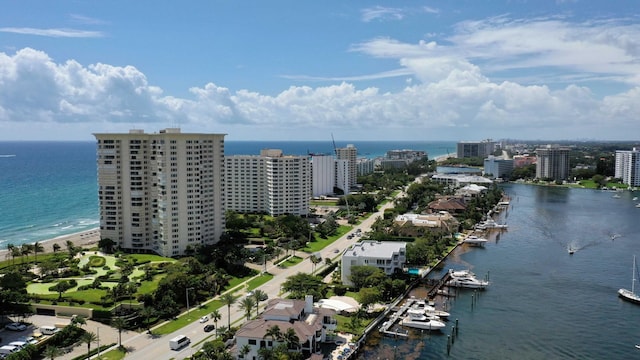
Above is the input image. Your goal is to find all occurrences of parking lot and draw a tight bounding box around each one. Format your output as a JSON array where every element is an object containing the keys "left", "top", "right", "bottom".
[{"left": 1, "top": 314, "right": 123, "bottom": 359}]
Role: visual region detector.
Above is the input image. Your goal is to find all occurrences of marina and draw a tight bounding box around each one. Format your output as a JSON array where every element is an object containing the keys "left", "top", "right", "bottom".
[{"left": 356, "top": 183, "right": 640, "bottom": 359}]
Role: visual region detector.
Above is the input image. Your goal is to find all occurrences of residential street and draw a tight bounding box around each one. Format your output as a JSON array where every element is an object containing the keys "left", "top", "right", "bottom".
[{"left": 57, "top": 193, "right": 401, "bottom": 360}]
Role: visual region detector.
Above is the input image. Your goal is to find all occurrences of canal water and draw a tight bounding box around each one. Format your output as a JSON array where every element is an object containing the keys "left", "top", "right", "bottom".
[{"left": 356, "top": 183, "right": 640, "bottom": 359}]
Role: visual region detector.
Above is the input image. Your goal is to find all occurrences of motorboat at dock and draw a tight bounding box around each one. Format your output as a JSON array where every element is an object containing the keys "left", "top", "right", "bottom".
[
  {"left": 463, "top": 235, "right": 488, "bottom": 246},
  {"left": 401, "top": 310, "right": 447, "bottom": 331},
  {"left": 446, "top": 269, "right": 490, "bottom": 289},
  {"left": 475, "top": 219, "right": 508, "bottom": 230}
]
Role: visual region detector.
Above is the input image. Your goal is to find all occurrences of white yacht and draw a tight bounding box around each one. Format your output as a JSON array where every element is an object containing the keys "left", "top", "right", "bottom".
[
  {"left": 446, "top": 269, "right": 490, "bottom": 289},
  {"left": 402, "top": 310, "right": 447, "bottom": 331},
  {"left": 463, "top": 235, "right": 488, "bottom": 246},
  {"left": 475, "top": 219, "right": 508, "bottom": 230},
  {"left": 411, "top": 300, "right": 450, "bottom": 318},
  {"left": 618, "top": 256, "right": 640, "bottom": 305}
]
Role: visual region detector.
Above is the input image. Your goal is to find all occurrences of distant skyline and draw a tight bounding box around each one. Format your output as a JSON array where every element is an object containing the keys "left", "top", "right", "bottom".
[{"left": 1, "top": 1, "right": 639, "bottom": 141}]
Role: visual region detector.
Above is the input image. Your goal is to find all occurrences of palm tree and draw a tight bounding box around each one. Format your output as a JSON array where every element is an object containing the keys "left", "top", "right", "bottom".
[
  {"left": 282, "top": 327, "right": 300, "bottom": 351},
  {"left": 33, "top": 241, "right": 44, "bottom": 264},
  {"left": 5, "top": 243, "right": 15, "bottom": 264},
  {"left": 71, "top": 315, "right": 87, "bottom": 328},
  {"left": 239, "top": 344, "right": 251, "bottom": 359},
  {"left": 52, "top": 243, "right": 61, "bottom": 253},
  {"left": 263, "top": 324, "right": 282, "bottom": 343},
  {"left": 11, "top": 246, "right": 21, "bottom": 266},
  {"left": 111, "top": 316, "right": 127, "bottom": 348},
  {"left": 80, "top": 331, "right": 97, "bottom": 359},
  {"left": 309, "top": 255, "right": 321, "bottom": 274},
  {"left": 43, "top": 345, "right": 63, "bottom": 360},
  {"left": 252, "top": 289, "right": 267, "bottom": 317},
  {"left": 21, "top": 244, "right": 33, "bottom": 264},
  {"left": 141, "top": 306, "right": 155, "bottom": 332},
  {"left": 239, "top": 296, "right": 256, "bottom": 320},
  {"left": 210, "top": 309, "right": 221, "bottom": 337},
  {"left": 220, "top": 293, "right": 237, "bottom": 329}
]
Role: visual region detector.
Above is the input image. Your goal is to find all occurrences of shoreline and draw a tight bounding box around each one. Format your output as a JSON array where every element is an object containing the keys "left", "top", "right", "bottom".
[
  {"left": 434, "top": 152, "right": 456, "bottom": 163},
  {"left": 0, "top": 227, "right": 101, "bottom": 260}
]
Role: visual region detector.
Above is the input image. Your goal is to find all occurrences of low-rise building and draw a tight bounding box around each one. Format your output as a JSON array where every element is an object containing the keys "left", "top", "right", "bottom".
[
  {"left": 431, "top": 174, "right": 493, "bottom": 187},
  {"left": 234, "top": 295, "right": 337, "bottom": 359},
  {"left": 341, "top": 241, "right": 407, "bottom": 286}
]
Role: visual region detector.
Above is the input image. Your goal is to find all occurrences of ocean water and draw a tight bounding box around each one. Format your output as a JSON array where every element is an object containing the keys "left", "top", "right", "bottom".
[
  {"left": 0, "top": 140, "right": 454, "bottom": 249},
  {"left": 357, "top": 184, "right": 640, "bottom": 359}
]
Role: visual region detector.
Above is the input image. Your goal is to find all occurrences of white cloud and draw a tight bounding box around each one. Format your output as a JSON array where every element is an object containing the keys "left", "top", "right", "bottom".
[
  {"left": 1, "top": 28, "right": 640, "bottom": 141},
  {"left": 361, "top": 6, "right": 404, "bottom": 22},
  {"left": 0, "top": 27, "right": 104, "bottom": 38}
]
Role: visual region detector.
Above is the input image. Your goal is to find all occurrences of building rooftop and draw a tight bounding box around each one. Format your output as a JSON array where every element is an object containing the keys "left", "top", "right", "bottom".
[{"left": 344, "top": 241, "right": 406, "bottom": 258}]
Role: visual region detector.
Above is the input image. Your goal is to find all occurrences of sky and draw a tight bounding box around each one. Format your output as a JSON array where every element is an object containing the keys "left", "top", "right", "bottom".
[{"left": 0, "top": 1, "right": 639, "bottom": 142}]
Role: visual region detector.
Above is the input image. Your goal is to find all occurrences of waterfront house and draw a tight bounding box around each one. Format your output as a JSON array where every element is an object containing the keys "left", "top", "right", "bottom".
[
  {"left": 426, "top": 196, "right": 467, "bottom": 214},
  {"left": 341, "top": 241, "right": 407, "bottom": 286},
  {"left": 234, "top": 295, "right": 337, "bottom": 359}
]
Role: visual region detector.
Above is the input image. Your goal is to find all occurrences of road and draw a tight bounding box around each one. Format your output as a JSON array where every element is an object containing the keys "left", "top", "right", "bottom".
[{"left": 65, "top": 190, "right": 404, "bottom": 360}]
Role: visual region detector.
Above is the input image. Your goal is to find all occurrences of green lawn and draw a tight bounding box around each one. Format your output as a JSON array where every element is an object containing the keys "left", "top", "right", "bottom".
[
  {"left": 302, "top": 225, "right": 352, "bottom": 253},
  {"left": 279, "top": 256, "right": 303, "bottom": 268},
  {"left": 154, "top": 300, "right": 223, "bottom": 335},
  {"left": 246, "top": 273, "right": 274, "bottom": 290}
]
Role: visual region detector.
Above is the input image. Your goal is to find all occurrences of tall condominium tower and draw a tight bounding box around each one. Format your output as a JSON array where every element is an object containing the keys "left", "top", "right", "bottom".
[
  {"left": 456, "top": 139, "right": 496, "bottom": 159},
  {"left": 336, "top": 144, "right": 357, "bottom": 189},
  {"left": 226, "top": 149, "right": 310, "bottom": 216},
  {"left": 615, "top": 148, "right": 640, "bottom": 186},
  {"left": 535, "top": 145, "right": 570, "bottom": 181},
  {"left": 94, "top": 128, "right": 226, "bottom": 257}
]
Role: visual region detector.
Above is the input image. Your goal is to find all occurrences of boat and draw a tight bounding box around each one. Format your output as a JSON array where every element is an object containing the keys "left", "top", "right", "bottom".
[
  {"left": 618, "top": 255, "right": 640, "bottom": 305},
  {"left": 568, "top": 247, "right": 575, "bottom": 255},
  {"left": 463, "top": 235, "right": 488, "bottom": 246},
  {"left": 633, "top": 197, "right": 638, "bottom": 201},
  {"left": 412, "top": 300, "right": 450, "bottom": 318},
  {"left": 636, "top": 203, "right": 640, "bottom": 208},
  {"left": 446, "top": 269, "right": 490, "bottom": 289},
  {"left": 401, "top": 310, "right": 447, "bottom": 331},
  {"left": 475, "top": 219, "right": 508, "bottom": 230},
  {"left": 613, "top": 193, "right": 621, "bottom": 199}
]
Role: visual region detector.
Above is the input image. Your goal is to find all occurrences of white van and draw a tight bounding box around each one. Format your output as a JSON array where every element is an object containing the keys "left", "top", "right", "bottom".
[
  {"left": 0, "top": 345, "right": 19, "bottom": 355},
  {"left": 169, "top": 335, "right": 190, "bottom": 350},
  {"left": 8, "top": 341, "right": 27, "bottom": 350},
  {"left": 40, "top": 325, "right": 58, "bottom": 335}
]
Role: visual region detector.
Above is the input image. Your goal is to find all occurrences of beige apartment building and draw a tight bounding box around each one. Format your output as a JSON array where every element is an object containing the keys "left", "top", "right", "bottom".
[
  {"left": 93, "top": 128, "right": 226, "bottom": 257},
  {"left": 336, "top": 144, "right": 357, "bottom": 190}
]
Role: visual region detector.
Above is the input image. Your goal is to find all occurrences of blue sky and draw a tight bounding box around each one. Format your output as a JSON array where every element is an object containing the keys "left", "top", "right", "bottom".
[{"left": 0, "top": 0, "right": 639, "bottom": 141}]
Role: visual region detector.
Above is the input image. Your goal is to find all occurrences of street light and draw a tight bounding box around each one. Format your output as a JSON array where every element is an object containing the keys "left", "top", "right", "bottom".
[{"left": 186, "top": 287, "right": 194, "bottom": 315}]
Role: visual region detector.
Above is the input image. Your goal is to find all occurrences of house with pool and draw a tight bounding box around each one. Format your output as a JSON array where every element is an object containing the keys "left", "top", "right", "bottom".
[{"left": 340, "top": 241, "right": 407, "bottom": 286}]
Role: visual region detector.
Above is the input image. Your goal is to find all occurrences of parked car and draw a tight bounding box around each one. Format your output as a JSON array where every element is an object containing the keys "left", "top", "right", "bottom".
[
  {"left": 246, "top": 291, "right": 268, "bottom": 301},
  {"left": 5, "top": 323, "right": 27, "bottom": 331},
  {"left": 199, "top": 316, "right": 209, "bottom": 323},
  {"left": 203, "top": 324, "right": 215, "bottom": 332}
]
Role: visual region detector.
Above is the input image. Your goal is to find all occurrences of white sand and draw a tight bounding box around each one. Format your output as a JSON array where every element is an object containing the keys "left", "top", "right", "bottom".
[{"left": 0, "top": 227, "right": 101, "bottom": 261}]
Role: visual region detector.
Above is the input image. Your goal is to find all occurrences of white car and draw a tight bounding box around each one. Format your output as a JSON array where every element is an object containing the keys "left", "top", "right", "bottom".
[
  {"left": 199, "top": 316, "right": 209, "bottom": 323},
  {"left": 5, "top": 323, "right": 27, "bottom": 331}
]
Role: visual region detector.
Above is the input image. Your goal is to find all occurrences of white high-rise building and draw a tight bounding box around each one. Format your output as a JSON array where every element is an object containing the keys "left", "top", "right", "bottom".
[
  {"left": 615, "top": 148, "right": 640, "bottom": 186},
  {"left": 226, "top": 149, "right": 310, "bottom": 216},
  {"left": 336, "top": 144, "right": 357, "bottom": 189},
  {"left": 311, "top": 154, "right": 335, "bottom": 197},
  {"left": 94, "top": 128, "right": 226, "bottom": 257}
]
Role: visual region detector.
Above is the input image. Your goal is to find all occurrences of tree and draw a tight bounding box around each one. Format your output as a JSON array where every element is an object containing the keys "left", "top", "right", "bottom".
[
  {"left": 80, "top": 331, "right": 97, "bottom": 359},
  {"left": 51, "top": 281, "right": 72, "bottom": 300},
  {"left": 239, "top": 296, "right": 256, "bottom": 320},
  {"left": 220, "top": 293, "right": 237, "bottom": 329},
  {"left": 141, "top": 306, "right": 155, "bottom": 332},
  {"left": 111, "top": 317, "right": 127, "bottom": 348},
  {"left": 20, "top": 244, "right": 33, "bottom": 264},
  {"left": 309, "top": 255, "right": 321, "bottom": 274},
  {"left": 98, "top": 238, "right": 116, "bottom": 253},
  {"left": 349, "top": 265, "right": 386, "bottom": 289},
  {"left": 252, "top": 289, "right": 268, "bottom": 317},
  {"left": 43, "top": 345, "right": 63, "bottom": 360},
  {"left": 33, "top": 241, "right": 44, "bottom": 264},
  {"left": 239, "top": 344, "right": 251, "bottom": 359},
  {"left": 263, "top": 325, "right": 282, "bottom": 342},
  {"left": 281, "top": 272, "right": 326, "bottom": 299},
  {"left": 210, "top": 309, "right": 222, "bottom": 337},
  {"left": 52, "top": 243, "right": 61, "bottom": 253},
  {"left": 282, "top": 327, "right": 300, "bottom": 351},
  {"left": 71, "top": 315, "right": 87, "bottom": 328}
]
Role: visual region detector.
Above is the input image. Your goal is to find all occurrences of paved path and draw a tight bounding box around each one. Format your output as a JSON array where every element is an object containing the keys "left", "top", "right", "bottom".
[{"left": 58, "top": 189, "right": 404, "bottom": 359}]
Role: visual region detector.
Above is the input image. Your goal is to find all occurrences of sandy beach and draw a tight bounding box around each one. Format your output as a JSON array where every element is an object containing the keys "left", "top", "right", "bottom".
[
  {"left": 0, "top": 228, "right": 101, "bottom": 261},
  {"left": 435, "top": 152, "right": 456, "bottom": 163}
]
